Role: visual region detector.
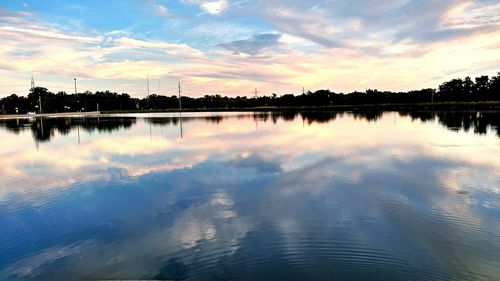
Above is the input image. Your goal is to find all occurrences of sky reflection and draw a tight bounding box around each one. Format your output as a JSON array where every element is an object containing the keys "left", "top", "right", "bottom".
[{"left": 0, "top": 111, "right": 499, "bottom": 280}]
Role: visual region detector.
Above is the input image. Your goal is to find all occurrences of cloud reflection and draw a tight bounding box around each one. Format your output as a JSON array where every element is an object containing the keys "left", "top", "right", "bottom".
[{"left": 0, "top": 112, "right": 499, "bottom": 280}]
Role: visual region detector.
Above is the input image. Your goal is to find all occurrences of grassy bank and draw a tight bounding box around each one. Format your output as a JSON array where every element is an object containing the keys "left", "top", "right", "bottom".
[
  {"left": 0, "top": 111, "right": 101, "bottom": 119},
  {"left": 102, "top": 101, "right": 500, "bottom": 114}
]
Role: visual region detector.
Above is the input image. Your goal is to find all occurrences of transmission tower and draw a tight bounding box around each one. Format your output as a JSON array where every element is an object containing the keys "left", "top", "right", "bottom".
[{"left": 253, "top": 88, "right": 260, "bottom": 98}]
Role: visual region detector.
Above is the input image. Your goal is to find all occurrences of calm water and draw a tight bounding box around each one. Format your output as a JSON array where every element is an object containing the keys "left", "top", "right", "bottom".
[{"left": 0, "top": 111, "right": 499, "bottom": 281}]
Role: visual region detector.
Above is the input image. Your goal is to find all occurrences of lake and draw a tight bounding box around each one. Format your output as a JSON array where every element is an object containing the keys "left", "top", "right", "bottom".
[{"left": 0, "top": 111, "right": 499, "bottom": 281}]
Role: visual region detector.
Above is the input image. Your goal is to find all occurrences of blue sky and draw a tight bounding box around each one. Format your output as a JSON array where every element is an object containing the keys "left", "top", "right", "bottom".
[{"left": 0, "top": 0, "right": 499, "bottom": 97}]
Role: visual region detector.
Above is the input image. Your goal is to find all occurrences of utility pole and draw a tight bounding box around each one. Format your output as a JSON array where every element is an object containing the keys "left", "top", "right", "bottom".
[
  {"left": 74, "top": 78, "right": 78, "bottom": 112},
  {"left": 254, "top": 88, "right": 259, "bottom": 98},
  {"left": 2, "top": 104, "right": 4, "bottom": 115},
  {"left": 38, "top": 95, "right": 42, "bottom": 114},
  {"left": 37, "top": 77, "right": 42, "bottom": 113},
  {"left": 31, "top": 76, "right": 42, "bottom": 113},
  {"left": 431, "top": 90, "right": 434, "bottom": 104},
  {"left": 147, "top": 76, "right": 150, "bottom": 96},
  {"left": 178, "top": 82, "right": 182, "bottom": 111}
]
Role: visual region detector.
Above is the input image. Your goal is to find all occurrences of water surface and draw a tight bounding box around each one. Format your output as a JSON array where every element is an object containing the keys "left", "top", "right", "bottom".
[{"left": 0, "top": 111, "right": 499, "bottom": 281}]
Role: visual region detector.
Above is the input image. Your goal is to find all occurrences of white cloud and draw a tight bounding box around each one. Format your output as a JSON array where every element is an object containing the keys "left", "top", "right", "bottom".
[
  {"left": 181, "top": 0, "right": 229, "bottom": 15},
  {"left": 201, "top": 0, "right": 228, "bottom": 15},
  {"left": 1, "top": 2, "right": 500, "bottom": 97},
  {"left": 156, "top": 3, "right": 170, "bottom": 16}
]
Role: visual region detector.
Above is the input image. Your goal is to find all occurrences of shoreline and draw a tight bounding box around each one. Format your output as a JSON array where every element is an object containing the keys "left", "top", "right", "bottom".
[
  {"left": 0, "top": 111, "right": 101, "bottom": 119},
  {"left": 101, "top": 101, "right": 500, "bottom": 114},
  {"left": 1, "top": 101, "right": 499, "bottom": 119}
]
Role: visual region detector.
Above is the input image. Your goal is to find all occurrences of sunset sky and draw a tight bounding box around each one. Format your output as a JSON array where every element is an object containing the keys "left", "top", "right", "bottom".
[{"left": 0, "top": 0, "right": 499, "bottom": 98}]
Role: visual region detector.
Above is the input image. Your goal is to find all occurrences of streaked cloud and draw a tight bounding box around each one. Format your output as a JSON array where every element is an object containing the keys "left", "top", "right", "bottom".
[
  {"left": 0, "top": 0, "right": 499, "bottom": 97},
  {"left": 219, "top": 33, "right": 283, "bottom": 56}
]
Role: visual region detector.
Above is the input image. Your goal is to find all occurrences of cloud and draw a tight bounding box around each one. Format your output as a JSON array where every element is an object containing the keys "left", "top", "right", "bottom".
[
  {"left": 254, "top": 5, "right": 345, "bottom": 48},
  {"left": 1, "top": 2, "right": 500, "bottom": 97},
  {"left": 182, "top": 0, "right": 229, "bottom": 15},
  {"left": 201, "top": 0, "right": 228, "bottom": 15},
  {"left": 189, "top": 69, "right": 289, "bottom": 83},
  {"left": 250, "top": 0, "right": 500, "bottom": 49},
  {"left": 0, "top": 8, "right": 34, "bottom": 25},
  {"left": 156, "top": 4, "right": 170, "bottom": 17},
  {"left": 219, "top": 33, "right": 283, "bottom": 55},
  {"left": 186, "top": 22, "right": 255, "bottom": 44}
]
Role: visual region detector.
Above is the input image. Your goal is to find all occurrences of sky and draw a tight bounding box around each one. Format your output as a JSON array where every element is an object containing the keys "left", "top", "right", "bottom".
[{"left": 0, "top": 0, "right": 499, "bottom": 98}]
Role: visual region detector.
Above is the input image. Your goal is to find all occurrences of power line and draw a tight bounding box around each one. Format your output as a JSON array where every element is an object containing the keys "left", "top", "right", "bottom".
[
  {"left": 0, "top": 77, "right": 229, "bottom": 96},
  {"left": 0, "top": 84, "right": 28, "bottom": 88},
  {"left": 1, "top": 80, "right": 262, "bottom": 98}
]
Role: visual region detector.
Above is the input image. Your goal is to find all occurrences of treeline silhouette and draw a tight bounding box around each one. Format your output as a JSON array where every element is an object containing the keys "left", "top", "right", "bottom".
[
  {"left": 1, "top": 73, "right": 499, "bottom": 114},
  {"left": 1, "top": 111, "right": 499, "bottom": 142}
]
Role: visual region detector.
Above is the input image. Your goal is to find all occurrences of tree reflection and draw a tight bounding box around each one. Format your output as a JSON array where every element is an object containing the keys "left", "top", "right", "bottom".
[
  {"left": 404, "top": 111, "right": 500, "bottom": 136},
  {"left": 1, "top": 111, "right": 499, "bottom": 142},
  {"left": 0, "top": 117, "right": 136, "bottom": 142}
]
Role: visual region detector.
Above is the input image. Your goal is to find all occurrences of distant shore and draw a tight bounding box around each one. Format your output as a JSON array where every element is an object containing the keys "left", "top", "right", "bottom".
[
  {"left": 1, "top": 101, "right": 499, "bottom": 119},
  {"left": 0, "top": 111, "right": 101, "bottom": 119},
  {"left": 101, "top": 101, "right": 500, "bottom": 114}
]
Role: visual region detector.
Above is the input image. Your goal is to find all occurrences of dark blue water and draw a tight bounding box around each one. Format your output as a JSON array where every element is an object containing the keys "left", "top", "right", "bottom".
[{"left": 0, "top": 111, "right": 499, "bottom": 280}]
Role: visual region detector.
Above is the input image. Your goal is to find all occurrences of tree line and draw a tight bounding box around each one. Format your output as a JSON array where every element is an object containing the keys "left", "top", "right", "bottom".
[{"left": 1, "top": 73, "right": 499, "bottom": 114}]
